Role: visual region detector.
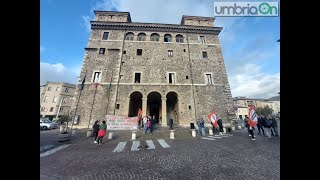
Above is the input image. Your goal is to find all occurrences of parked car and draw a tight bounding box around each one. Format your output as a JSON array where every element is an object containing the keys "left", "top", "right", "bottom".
[{"left": 40, "top": 119, "right": 59, "bottom": 130}]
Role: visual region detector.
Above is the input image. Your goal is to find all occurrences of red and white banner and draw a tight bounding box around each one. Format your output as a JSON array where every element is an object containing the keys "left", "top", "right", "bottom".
[
  {"left": 208, "top": 112, "right": 219, "bottom": 128},
  {"left": 248, "top": 105, "right": 258, "bottom": 127},
  {"left": 106, "top": 115, "right": 139, "bottom": 130}
]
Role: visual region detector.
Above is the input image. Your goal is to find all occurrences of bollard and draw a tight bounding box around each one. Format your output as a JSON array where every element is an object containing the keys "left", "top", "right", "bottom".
[
  {"left": 209, "top": 129, "right": 213, "bottom": 135},
  {"left": 72, "top": 129, "right": 77, "bottom": 136},
  {"left": 131, "top": 131, "right": 137, "bottom": 140},
  {"left": 223, "top": 128, "right": 226, "bottom": 133},
  {"left": 170, "top": 130, "right": 175, "bottom": 139},
  {"left": 238, "top": 125, "right": 242, "bottom": 129},
  {"left": 59, "top": 125, "right": 65, "bottom": 132},
  {"left": 108, "top": 132, "right": 113, "bottom": 139},
  {"left": 86, "top": 130, "right": 92, "bottom": 137},
  {"left": 232, "top": 127, "right": 235, "bottom": 131},
  {"left": 192, "top": 129, "right": 197, "bottom": 137}
]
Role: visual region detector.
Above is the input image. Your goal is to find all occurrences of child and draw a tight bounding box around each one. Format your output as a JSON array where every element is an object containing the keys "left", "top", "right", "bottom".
[{"left": 96, "top": 120, "right": 107, "bottom": 145}]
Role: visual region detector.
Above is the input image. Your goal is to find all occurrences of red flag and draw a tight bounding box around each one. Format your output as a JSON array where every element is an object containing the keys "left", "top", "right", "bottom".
[
  {"left": 248, "top": 105, "right": 258, "bottom": 127},
  {"left": 208, "top": 112, "right": 218, "bottom": 128}
]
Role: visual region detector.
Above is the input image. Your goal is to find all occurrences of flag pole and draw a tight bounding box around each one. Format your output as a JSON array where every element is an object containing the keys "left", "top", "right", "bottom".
[
  {"left": 105, "top": 70, "right": 113, "bottom": 116},
  {"left": 87, "top": 82, "right": 99, "bottom": 129},
  {"left": 70, "top": 69, "right": 87, "bottom": 132}
]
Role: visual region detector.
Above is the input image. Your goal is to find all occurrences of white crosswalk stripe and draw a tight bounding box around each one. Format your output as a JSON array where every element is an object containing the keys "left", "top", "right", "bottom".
[
  {"left": 131, "top": 141, "right": 140, "bottom": 151},
  {"left": 146, "top": 140, "right": 155, "bottom": 149},
  {"left": 157, "top": 139, "right": 170, "bottom": 148},
  {"left": 112, "top": 142, "right": 127, "bottom": 152},
  {"left": 40, "top": 145, "right": 54, "bottom": 152},
  {"left": 112, "top": 139, "right": 171, "bottom": 152},
  {"left": 40, "top": 144, "right": 71, "bottom": 157},
  {"left": 201, "top": 134, "right": 233, "bottom": 141}
]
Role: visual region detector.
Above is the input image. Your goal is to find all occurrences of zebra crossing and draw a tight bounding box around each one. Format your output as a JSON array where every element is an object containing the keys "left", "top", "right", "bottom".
[
  {"left": 200, "top": 134, "right": 233, "bottom": 141},
  {"left": 112, "top": 139, "right": 171, "bottom": 152},
  {"left": 40, "top": 144, "right": 71, "bottom": 157}
]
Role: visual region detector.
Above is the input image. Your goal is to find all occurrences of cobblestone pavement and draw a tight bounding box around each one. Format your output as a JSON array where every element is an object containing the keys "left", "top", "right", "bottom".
[{"left": 40, "top": 126, "right": 280, "bottom": 180}]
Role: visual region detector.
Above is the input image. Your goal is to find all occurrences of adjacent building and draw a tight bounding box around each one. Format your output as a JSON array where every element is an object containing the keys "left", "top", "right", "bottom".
[
  {"left": 233, "top": 96, "right": 280, "bottom": 119},
  {"left": 40, "top": 81, "right": 76, "bottom": 120},
  {"left": 71, "top": 11, "right": 235, "bottom": 128}
]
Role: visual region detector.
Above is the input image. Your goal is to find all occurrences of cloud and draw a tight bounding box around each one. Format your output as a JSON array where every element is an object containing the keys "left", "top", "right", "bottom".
[
  {"left": 40, "top": 62, "right": 81, "bottom": 85},
  {"left": 229, "top": 63, "right": 280, "bottom": 99}
]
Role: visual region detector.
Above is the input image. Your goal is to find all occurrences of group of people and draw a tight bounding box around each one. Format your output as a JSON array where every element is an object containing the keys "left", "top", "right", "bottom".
[
  {"left": 141, "top": 115, "right": 156, "bottom": 134},
  {"left": 92, "top": 120, "right": 107, "bottom": 145},
  {"left": 245, "top": 115, "right": 279, "bottom": 140},
  {"left": 196, "top": 117, "right": 224, "bottom": 136}
]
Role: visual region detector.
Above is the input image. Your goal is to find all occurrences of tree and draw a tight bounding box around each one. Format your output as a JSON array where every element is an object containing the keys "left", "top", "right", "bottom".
[
  {"left": 56, "top": 109, "right": 75, "bottom": 127},
  {"left": 255, "top": 105, "right": 273, "bottom": 116}
]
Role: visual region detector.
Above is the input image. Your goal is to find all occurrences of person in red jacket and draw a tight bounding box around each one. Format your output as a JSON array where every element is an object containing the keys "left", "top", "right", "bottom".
[{"left": 97, "top": 120, "right": 107, "bottom": 145}]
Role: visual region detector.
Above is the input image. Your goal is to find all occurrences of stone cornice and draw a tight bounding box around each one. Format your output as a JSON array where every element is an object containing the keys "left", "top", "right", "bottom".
[{"left": 90, "top": 21, "right": 222, "bottom": 35}]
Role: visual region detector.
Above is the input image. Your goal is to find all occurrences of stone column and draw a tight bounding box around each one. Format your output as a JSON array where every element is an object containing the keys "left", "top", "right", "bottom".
[
  {"left": 161, "top": 98, "right": 167, "bottom": 126},
  {"left": 142, "top": 98, "right": 147, "bottom": 117}
]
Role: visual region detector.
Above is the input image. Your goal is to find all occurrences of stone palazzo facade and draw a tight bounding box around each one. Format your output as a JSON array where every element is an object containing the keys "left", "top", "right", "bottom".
[{"left": 71, "top": 11, "right": 235, "bottom": 128}]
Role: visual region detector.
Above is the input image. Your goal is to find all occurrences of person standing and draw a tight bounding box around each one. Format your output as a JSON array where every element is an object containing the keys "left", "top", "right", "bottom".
[
  {"left": 271, "top": 116, "right": 279, "bottom": 137},
  {"left": 92, "top": 120, "right": 100, "bottom": 143},
  {"left": 145, "top": 118, "right": 151, "bottom": 134},
  {"left": 96, "top": 120, "right": 107, "bottom": 145},
  {"left": 257, "top": 116, "right": 265, "bottom": 136},
  {"left": 217, "top": 118, "right": 224, "bottom": 134},
  {"left": 169, "top": 117, "right": 174, "bottom": 129},
  {"left": 142, "top": 116, "right": 148, "bottom": 133},
  {"left": 199, "top": 117, "right": 205, "bottom": 136},
  {"left": 151, "top": 115, "right": 156, "bottom": 132},
  {"left": 196, "top": 118, "right": 201, "bottom": 135}
]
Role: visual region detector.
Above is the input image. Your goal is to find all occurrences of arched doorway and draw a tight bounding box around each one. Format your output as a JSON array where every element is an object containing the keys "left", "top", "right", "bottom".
[
  {"left": 128, "top": 91, "right": 143, "bottom": 117},
  {"left": 166, "top": 92, "right": 178, "bottom": 124},
  {"left": 147, "top": 91, "right": 162, "bottom": 124}
]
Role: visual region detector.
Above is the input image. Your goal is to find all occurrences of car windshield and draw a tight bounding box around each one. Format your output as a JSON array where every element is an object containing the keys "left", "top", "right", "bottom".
[{"left": 43, "top": 119, "right": 52, "bottom": 123}]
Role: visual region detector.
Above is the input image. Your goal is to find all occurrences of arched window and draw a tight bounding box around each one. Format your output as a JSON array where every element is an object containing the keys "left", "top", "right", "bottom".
[
  {"left": 137, "top": 33, "right": 146, "bottom": 41},
  {"left": 176, "top": 34, "right": 184, "bottom": 43},
  {"left": 164, "top": 34, "right": 172, "bottom": 42},
  {"left": 125, "top": 32, "right": 134, "bottom": 41},
  {"left": 150, "top": 33, "right": 160, "bottom": 42}
]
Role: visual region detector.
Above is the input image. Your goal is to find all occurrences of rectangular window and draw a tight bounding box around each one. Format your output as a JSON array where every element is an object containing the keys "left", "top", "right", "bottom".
[
  {"left": 200, "top": 36, "right": 205, "bottom": 44},
  {"left": 168, "top": 50, "right": 173, "bottom": 57},
  {"left": 62, "top": 97, "right": 67, "bottom": 104},
  {"left": 189, "top": 106, "right": 191, "bottom": 110},
  {"left": 206, "top": 74, "right": 212, "bottom": 84},
  {"left": 56, "top": 87, "right": 60, "bottom": 92},
  {"left": 40, "top": 107, "right": 46, "bottom": 112},
  {"left": 99, "top": 48, "right": 105, "bottom": 54},
  {"left": 59, "top": 107, "right": 64, "bottom": 112},
  {"left": 47, "top": 86, "right": 52, "bottom": 91},
  {"left": 65, "top": 88, "right": 69, "bottom": 93},
  {"left": 52, "top": 97, "right": 57, "bottom": 103},
  {"left": 116, "top": 104, "right": 120, "bottom": 109},
  {"left": 183, "top": 49, "right": 186, "bottom": 52},
  {"left": 186, "top": 76, "right": 189, "bottom": 79},
  {"left": 50, "top": 107, "right": 54, "bottom": 112},
  {"left": 93, "top": 72, "right": 101, "bottom": 83},
  {"left": 43, "top": 96, "right": 49, "bottom": 102},
  {"left": 134, "top": 73, "right": 141, "bottom": 83},
  {"left": 137, "top": 49, "right": 142, "bottom": 56},
  {"left": 123, "top": 50, "right": 126, "bottom": 54},
  {"left": 169, "top": 73, "right": 175, "bottom": 84},
  {"left": 202, "top": 51, "right": 208, "bottom": 58},
  {"left": 102, "top": 32, "right": 109, "bottom": 40}
]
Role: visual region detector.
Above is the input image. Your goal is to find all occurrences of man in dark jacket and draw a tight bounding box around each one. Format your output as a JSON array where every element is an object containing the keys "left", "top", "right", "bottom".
[
  {"left": 92, "top": 120, "right": 100, "bottom": 143},
  {"left": 257, "top": 116, "right": 265, "bottom": 136},
  {"left": 217, "top": 119, "right": 224, "bottom": 134},
  {"left": 169, "top": 118, "right": 173, "bottom": 129},
  {"left": 271, "top": 116, "right": 278, "bottom": 136}
]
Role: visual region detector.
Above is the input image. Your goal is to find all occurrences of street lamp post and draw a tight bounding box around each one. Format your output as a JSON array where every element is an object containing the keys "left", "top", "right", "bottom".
[{"left": 56, "top": 97, "right": 63, "bottom": 119}]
